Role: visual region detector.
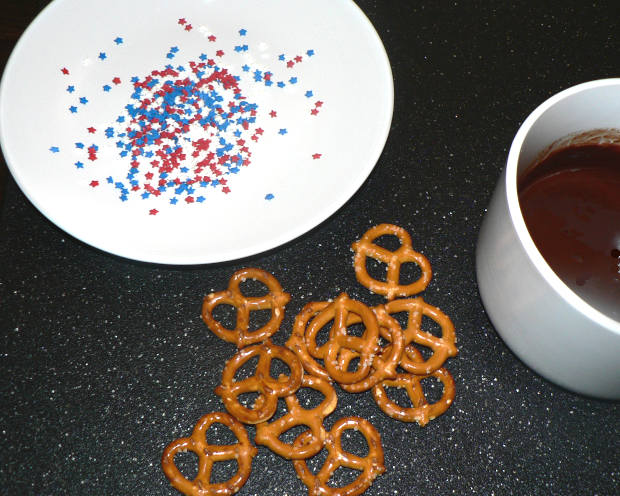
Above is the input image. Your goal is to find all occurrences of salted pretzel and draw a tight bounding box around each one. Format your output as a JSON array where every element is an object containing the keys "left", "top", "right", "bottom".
[
  {"left": 161, "top": 412, "right": 258, "bottom": 496},
  {"left": 380, "top": 297, "right": 457, "bottom": 375},
  {"left": 285, "top": 301, "right": 332, "bottom": 381},
  {"left": 215, "top": 340, "right": 303, "bottom": 424},
  {"left": 255, "top": 374, "right": 338, "bottom": 459},
  {"left": 293, "top": 416, "right": 386, "bottom": 496},
  {"left": 338, "top": 306, "right": 404, "bottom": 393},
  {"left": 202, "top": 268, "right": 291, "bottom": 348},
  {"left": 351, "top": 223, "right": 432, "bottom": 300},
  {"left": 308, "top": 294, "right": 380, "bottom": 385},
  {"left": 372, "top": 347, "right": 456, "bottom": 426}
]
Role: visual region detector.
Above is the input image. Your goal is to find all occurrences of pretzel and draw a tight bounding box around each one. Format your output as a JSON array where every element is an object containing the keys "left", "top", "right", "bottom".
[
  {"left": 161, "top": 412, "right": 258, "bottom": 496},
  {"left": 202, "top": 268, "right": 291, "bottom": 348},
  {"left": 293, "top": 416, "right": 386, "bottom": 496},
  {"left": 351, "top": 223, "right": 432, "bottom": 300},
  {"left": 372, "top": 347, "right": 456, "bottom": 426},
  {"left": 338, "top": 306, "right": 405, "bottom": 393},
  {"left": 255, "top": 374, "right": 338, "bottom": 459},
  {"left": 285, "top": 301, "right": 332, "bottom": 381},
  {"left": 215, "top": 340, "right": 303, "bottom": 424},
  {"left": 380, "top": 297, "right": 458, "bottom": 375},
  {"left": 309, "top": 294, "right": 380, "bottom": 385}
]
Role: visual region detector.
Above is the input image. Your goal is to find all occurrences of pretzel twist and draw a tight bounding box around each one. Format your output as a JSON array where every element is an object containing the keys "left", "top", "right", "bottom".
[
  {"left": 310, "top": 294, "right": 380, "bottom": 385},
  {"left": 215, "top": 341, "right": 303, "bottom": 424},
  {"left": 285, "top": 301, "right": 332, "bottom": 381},
  {"left": 381, "top": 297, "right": 458, "bottom": 375},
  {"left": 293, "top": 416, "right": 386, "bottom": 496},
  {"left": 161, "top": 412, "right": 258, "bottom": 496},
  {"left": 372, "top": 347, "right": 456, "bottom": 426},
  {"left": 351, "top": 223, "right": 432, "bottom": 300},
  {"left": 255, "top": 374, "right": 338, "bottom": 459},
  {"left": 202, "top": 268, "right": 291, "bottom": 348},
  {"left": 338, "top": 306, "right": 405, "bottom": 393}
]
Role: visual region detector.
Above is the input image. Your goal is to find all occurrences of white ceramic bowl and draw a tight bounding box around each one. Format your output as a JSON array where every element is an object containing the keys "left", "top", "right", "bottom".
[{"left": 476, "top": 79, "right": 620, "bottom": 399}]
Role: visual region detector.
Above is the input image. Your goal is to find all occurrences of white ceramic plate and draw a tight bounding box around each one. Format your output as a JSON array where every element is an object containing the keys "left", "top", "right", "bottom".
[{"left": 0, "top": 0, "right": 393, "bottom": 264}]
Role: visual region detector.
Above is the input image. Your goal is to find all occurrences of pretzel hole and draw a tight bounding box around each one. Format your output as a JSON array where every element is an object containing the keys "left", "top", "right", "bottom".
[
  {"left": 340, "top": 428, "right": 370, "bottom": 458},
  {"left": 420, "top": 375, "right": 445, "bottom": 404},
  {"left": 210, "top": 458, "right": 239, "bottom": 484},
  {"left": 206, "top": 422, "right": 239, "bottom": 445},
  {"left": 239, "top": 278, "right": 270, "bottom": 297},
  {"left": 173, "top": 450, "right": 199, "bottom": 481},
  {"left": 385, "top": 383, "right": 421, "bottom": 408},
  {"left": 365, "top": 256, "right": 388, "bottom": 282},
  {"left": 234, "top": 355, "right": 260, "bottom": 382},
  {"left": 421, "top": 314, "right": 444, "bottom": 338},
  {"left": 388, "top": 311, "right": 409, "bottom": 331},
  {"left": 237, "top": 391, "right": 261, "bottom": 409},
  {"left": 344, "top": 354, "right": 361, "bottom": 373},
  {"left": 328, "top": 466, "right": 364, "bottom": 488},
  {"left": 346, "top": 321, "right": 367, "bottom": 338},
  {"left": 212, "top": 303, "right": 237, "bottom": 330},
  {"left": 278, "top": 424, "right": 310, "bottom": 445},
  {"left": 310, "top": 321, "right": 331, "bottom": 350},
  {"left": 297, "top": 386, "right": 327, "bottom": 410},
  {"left": 398, "top": 260, "right": 423, "bottom": 286},
  {"left": 248, "top": 308, "right": 273, "bottom": 332},
  {"left": 373, "top": 234, "right": 402, "bottom": 251},
  {"left": 269, "top": 357, "right": 292, "bottom": 380}
]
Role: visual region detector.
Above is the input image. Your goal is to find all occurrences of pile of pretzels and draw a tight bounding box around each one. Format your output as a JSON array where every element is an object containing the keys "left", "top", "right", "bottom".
[{"left": 161, "top": 224, "right": 458, "bottom": 496}]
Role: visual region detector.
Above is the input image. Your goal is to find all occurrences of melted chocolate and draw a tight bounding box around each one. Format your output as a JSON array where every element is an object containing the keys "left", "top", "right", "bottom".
[{"left": 518, "top": 143, "right": 620, "bottom": 321}]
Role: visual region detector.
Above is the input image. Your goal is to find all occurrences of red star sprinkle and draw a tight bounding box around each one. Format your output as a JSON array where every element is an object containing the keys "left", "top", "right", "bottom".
[
  {"left": 269, "top": 110, "right": 277, "bottom": 118},
  {"left": 215, "top": 50, "right": 224, "bottom": 57},
  {"left": 178, "top": 18, "right": 186, "bottom": 25},
  {"left": 310, "top": 108, "right": 319, "bottom": 115},
  {"left": 286, "top": 60, "right": 295, "bottom": 68},
  {"left": 294, "top": 55, "right": 303, "bottom": 62},
  {"left": 87, "top": 127, "right": 96, "bottom": 133},
  {"left": 315, "top": 101, "right": 324, "bottom": 107},
  {"left": 112, "top": 77, "right": 121, "bottom": 85},
  {"left": 185, "top": 24, "right": 192, "bottom": 31},
  {"left": 89, "top": 180, "right": 99, "bottom": 187},
  {"left": 61, "top": 67, "right": 69, "bottom": 75},
  {"left": 149, "top": 209, "right": 159, "bottom": 215},
  {"left": 312, "top": 153, "right": 322, "bottom": 159},
  {"left": 222, "top": 186, "right": 231, "bottom": 194},
  {"left": 208, "top": 35, "right": 216, "bottom": 42}
]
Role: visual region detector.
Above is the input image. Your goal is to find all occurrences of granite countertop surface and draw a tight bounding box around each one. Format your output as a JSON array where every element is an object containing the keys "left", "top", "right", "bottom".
[{"left": 1, "top": 1, "right": 618, "bottom": 495}]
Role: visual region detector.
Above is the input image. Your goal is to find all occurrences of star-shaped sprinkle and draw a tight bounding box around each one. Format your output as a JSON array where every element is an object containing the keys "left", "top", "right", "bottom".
[
  {"left": 265, "top": 193, "right": 274, "bottom": 200},
  {"left": 75, "top": 161, "right": 84, "bottom": 168},
  {"left": 278, "top": 128, "right": 287, "bottom": 135},
  {"left": 102, "top": 84, "right": 111, "bottom": 92},
  {"left": 149, "top": 209, "right": 159, "bottom": 215},
  {"left": 66, "top": 85, "right": 75, "bottom": 93},
  {"left": 90, "top": 180, "right": 99, "bottom": 187},
  {"left": 312, "top": 153, "right": 322, "bottom": 159},
  {"left": 87, "top": 127, "right": 96, "bottom": 134},
  {"left": 178, "top": 18, "right": 186, "bottom": 25},
  {"left": 112, "top": 77, "right": 121, "bottom": 85},
  {"left": 69, "top": 106, "right": 77, "bottom": 113},
  {"left": 98, "top": 52, "right": 107, "bottom": 60},
  {"left": 79, "top": 96, "right": 88, "bottom": 104},
  {"left": 49, "top": 146, "right": 59, "bottom": 153},
  {"left": 114, "top": 37, "right": 123, "bottom": 45},
  {"left": 239, "top": 28, "right": 247, "bottom": 36},
  {"left": 305, "top": 90, "right": 313, "bottom": 98},
  {"left": 208, "top": 35, "right": 216, "bottom": 42},
  {"left": 61, "top": 67, "right": 69, "bottom": 75},
  {"left": 269, "top": 110, "right": 277, "bottom": 118},
  {"left": 307, "top": 49, "right": 315, "bottom": 56}
]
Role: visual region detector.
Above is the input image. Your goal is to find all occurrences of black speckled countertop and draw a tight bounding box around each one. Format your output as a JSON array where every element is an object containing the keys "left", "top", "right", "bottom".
[{"left": 1, "top": 1, "right": 618, "bottom": 495}]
